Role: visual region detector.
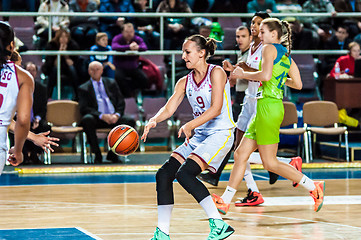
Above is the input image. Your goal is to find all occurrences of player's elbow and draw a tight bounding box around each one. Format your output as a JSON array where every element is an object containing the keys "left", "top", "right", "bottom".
[
  {"left": 295, "top": 81, "right": 303, "bottom": 90},
  {"left": 260, "top": 72, "right": 272, "bottom": 82},
  {"left": 212, "top": 107, "right": 222, "bottom": 118},
  {"left": 16, "top": 115, "right": 30, "bottom": 128}
]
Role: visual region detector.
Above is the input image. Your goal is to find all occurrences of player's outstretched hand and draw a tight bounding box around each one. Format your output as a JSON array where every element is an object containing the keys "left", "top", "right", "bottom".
[
  {"left": 7, "top": 147, "right": 23, "bottom": 166},
  {"left": 32, "top": 131, "right": 60, "bottom": 153},
  {"left": 222, "top": 60, "right": 234, "bottom": 72},
  {"left": 178, "top": 123, "right": 191, "bottom": 145},
  {"left": 141, "top": 119, "right": 157, "bottom": 142}
]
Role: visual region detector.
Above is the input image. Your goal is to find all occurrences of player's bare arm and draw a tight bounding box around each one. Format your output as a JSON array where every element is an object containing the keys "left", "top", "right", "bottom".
[
  {"left": 285, "top": 58, "right": 303, "bottom": 90},
  {"left": 233, "top": 44, "right": 276, "bottom": 82},
  {"left": 8, "top": 66, "right": 34, "bottom": 166}
]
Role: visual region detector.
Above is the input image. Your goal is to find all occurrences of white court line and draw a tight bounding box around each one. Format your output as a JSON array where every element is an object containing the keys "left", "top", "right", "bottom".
[
  {"left": 252, "top": 173, "right": 269, "bottom": 180},
  {"left": 96, "top": 232, "right": 294, "bottom": 239},
  {"left": 262, "top": 195, "right": 361, "bottom": 206},
  {"left": 76, "top": 227, "right": 104, "bottom": 240}
]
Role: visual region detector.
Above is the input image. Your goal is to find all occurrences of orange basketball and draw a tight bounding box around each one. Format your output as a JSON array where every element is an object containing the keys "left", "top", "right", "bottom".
[{"left": 107, "top": 125, "right": 139, "bottom": 156}]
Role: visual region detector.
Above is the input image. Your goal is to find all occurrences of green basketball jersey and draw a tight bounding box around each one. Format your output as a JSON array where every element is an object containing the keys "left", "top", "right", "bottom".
[{"left": 258, "top": 44, "right": 291, "bottom": 99}]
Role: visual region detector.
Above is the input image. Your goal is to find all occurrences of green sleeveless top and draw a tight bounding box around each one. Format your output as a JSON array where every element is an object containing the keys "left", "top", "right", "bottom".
[{"left": 258, "top": 44, "right": 291, "bottom": 99}]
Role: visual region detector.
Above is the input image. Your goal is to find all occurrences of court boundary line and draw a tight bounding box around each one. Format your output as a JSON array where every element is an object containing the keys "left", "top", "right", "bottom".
[
  {"left": 14, "top": 162, "right": 361, "bottom": 174},
  {"left": 76, "top": 227, "right": 104, "bottom": 240}
]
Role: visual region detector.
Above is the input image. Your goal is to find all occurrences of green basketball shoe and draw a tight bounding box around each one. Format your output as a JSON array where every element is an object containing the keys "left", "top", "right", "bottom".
[
  {"left": 207, "top": 218, "right": 234, "bottom": 240},
  {"left": 150, "top": 227, "right": 171, "bottom": 240}
]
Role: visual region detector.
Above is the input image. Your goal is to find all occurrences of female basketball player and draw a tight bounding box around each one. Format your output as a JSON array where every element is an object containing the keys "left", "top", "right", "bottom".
[
  {"left": 0, "top": 21, "right": 34, "bottom": 172},
  {"left": 142, "top": 34, "right": 235, "bottom": 240},
  {"left": 213, "top": 18, "right": 325, "bottom": 214},
  {"left": 7, "top": 51, "right": 59, "bottom": 157},
  {"left": 202, "top": 12, "right": 303, "bottom": 208}
]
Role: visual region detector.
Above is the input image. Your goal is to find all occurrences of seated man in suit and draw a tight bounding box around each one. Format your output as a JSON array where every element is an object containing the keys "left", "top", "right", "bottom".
[{"left": 78, "top": 61, "right": 136, "bottom": 163}]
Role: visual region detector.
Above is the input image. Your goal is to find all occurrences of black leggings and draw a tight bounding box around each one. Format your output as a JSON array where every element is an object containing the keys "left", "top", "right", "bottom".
[{"left": 156, "top": 157, "right": 210, "bottom": 205}]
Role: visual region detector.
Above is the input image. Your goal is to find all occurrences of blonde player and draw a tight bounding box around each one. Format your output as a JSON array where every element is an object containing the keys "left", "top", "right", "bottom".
[
  {"left": 213, "top": 18, "right": 325, "bottom": 215},
  {"left": 142, "top": 34, "right": 235, "bottom": 240},
  {"left": 201, "top": 12, "right": 302, "bottom": 207}
]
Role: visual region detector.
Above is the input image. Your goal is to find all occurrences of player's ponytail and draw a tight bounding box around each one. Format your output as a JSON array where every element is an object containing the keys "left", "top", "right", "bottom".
[
  {"left": 262, "top": 18, "right": 292, "bottom": 57},
  {"left": 0, "top": 21, "right": 15, "bottom": 70},
  {"left": 205, "top": 37, "right": 217, "bottom": 57},
  {"left": 280, "top": 20, "right": 292, "bottom": 57},
  {"left": 186, "top": 34, "right": 218, "bottom": 59}
]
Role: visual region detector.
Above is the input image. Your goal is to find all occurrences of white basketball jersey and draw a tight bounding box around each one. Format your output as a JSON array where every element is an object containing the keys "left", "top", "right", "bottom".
[
  {"left": 245, "top": 41, "right": 263, "bottom": 98},
  {"left": 185, "top": 64, "right": 235, "bottom": 133},
  {"left": 0, "top": 62, "right": 19, "bottom": 127}
]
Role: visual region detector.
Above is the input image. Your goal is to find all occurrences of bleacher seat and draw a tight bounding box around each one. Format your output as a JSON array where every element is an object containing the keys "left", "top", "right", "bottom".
[
  {"left": 303, "top": 100, "right": 349, "bottom": 162},
  {"left": 292, "top": 54, "right": 322, "bottom": 102},
  {"left": 279, "top": 101, "right": 307, "bottom": 161},
  {"left": 140, "top": 97, "right": 175, "bottom": 151},
  {"left": 46, "top": 100, "right": 88, "bottom": 164}
]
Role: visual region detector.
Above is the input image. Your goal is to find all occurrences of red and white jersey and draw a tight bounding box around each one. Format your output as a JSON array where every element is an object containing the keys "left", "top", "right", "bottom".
[
  {"left": 0, "top": 62, "right": 19, "bottom": 127},
  {"left": 245, "top": 41, "right": 263, "bottom": 98},
  {"left": 185, "top": 64, "right": 235, "bottom": 133}
]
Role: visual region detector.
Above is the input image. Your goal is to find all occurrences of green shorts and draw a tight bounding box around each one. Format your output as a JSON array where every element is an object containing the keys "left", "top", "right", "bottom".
[{"left": 244, "top": 97, "right": 284, "bottom": 145}]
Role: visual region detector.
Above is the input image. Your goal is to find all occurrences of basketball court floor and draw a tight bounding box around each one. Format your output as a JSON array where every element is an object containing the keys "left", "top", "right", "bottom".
[{"left": 0, "top": 155, "right": 361, "bottom": 240}]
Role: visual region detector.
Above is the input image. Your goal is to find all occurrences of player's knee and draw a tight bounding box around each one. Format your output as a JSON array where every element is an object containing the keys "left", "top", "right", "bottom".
[
  {"left": 175, "top": 165, "right": 189, "bottom": 186},
  {"left": 175, "top": 159, "right": 201, "bottom": 188},
  {"left": 156, "top": 157, "right": 181, "bottom": 192},
  {"left": 175, "top": 159, "right": 209, "bottom": 202},
  {"left": 156, "top": 167, "right": 175, "bottom": 192},
  {"left": 234, "top": 150, "right": 249, "bottom": 164},
  {"left": 263, "top": 160, "right": 278, "bottom": 173}
]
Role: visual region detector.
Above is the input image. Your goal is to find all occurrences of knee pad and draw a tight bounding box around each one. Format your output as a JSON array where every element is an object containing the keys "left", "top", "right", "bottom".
[
  {"left": 176, "top": 158, "right": 209, "bottom": 203},
  {"left": 156, "top": 156, "right": 181, "bottom": 205}
]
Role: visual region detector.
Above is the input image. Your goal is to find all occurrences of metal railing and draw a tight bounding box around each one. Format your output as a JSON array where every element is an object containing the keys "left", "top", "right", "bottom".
[{"left": 20, "top": 49, "right": 348, "bottom": 99}]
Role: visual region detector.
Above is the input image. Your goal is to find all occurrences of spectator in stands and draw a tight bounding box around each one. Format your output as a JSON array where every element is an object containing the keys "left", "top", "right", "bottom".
[
  {"left": 78, "top": 61, "right": 136, "bottom": 163},
  {"left": 156, "top": 0, "right": 193, "bottom": 50},
  {"left": 321, "top": 25, "right": 352, "bottom": 75},
  {"left": 68, "top": 0, "right": 99, "bottom": 50},
  {"left": 334, "top": 0, "right": 361, "bottom": 39},
  {"left": 247, "top": 0, "right": 278, "bottom": 13},
  {"left": 325, "top": 25, "right": 352, "bottom": 50},
  {"left": 276, "top": 0, "right": 302, "bottom": 13},
  {"left": 285, "top": 17, "right": 319, "bottom": 50},
  {"left": 209, "top": 22, "right": 224, "bottom": 50},
  {"left": 90, "top": 32, "right": 116, "bottom": 78},
  {"left": 198, "top": 25, "right": 211, "bottom": 38},
  {"left": 41, "top": 28, "right": 80, "bottom": 99},
  {"left": 329, "top": 42, "right": 361, "bottom": 78},
  {"left": 302, "top": 0, "right": 336, "bottom": 43},
  {"left": 111, "top": 23, "right": 149, "bottom": 97},
  {"left": 133, "top": 0, "right": 160, "bottom": 50},
  {"left": 34, "top": 0, "right": 70, "bottom": 49},
  {"left": 99, "top": 0, "right": 135, "bottom": 40}
]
